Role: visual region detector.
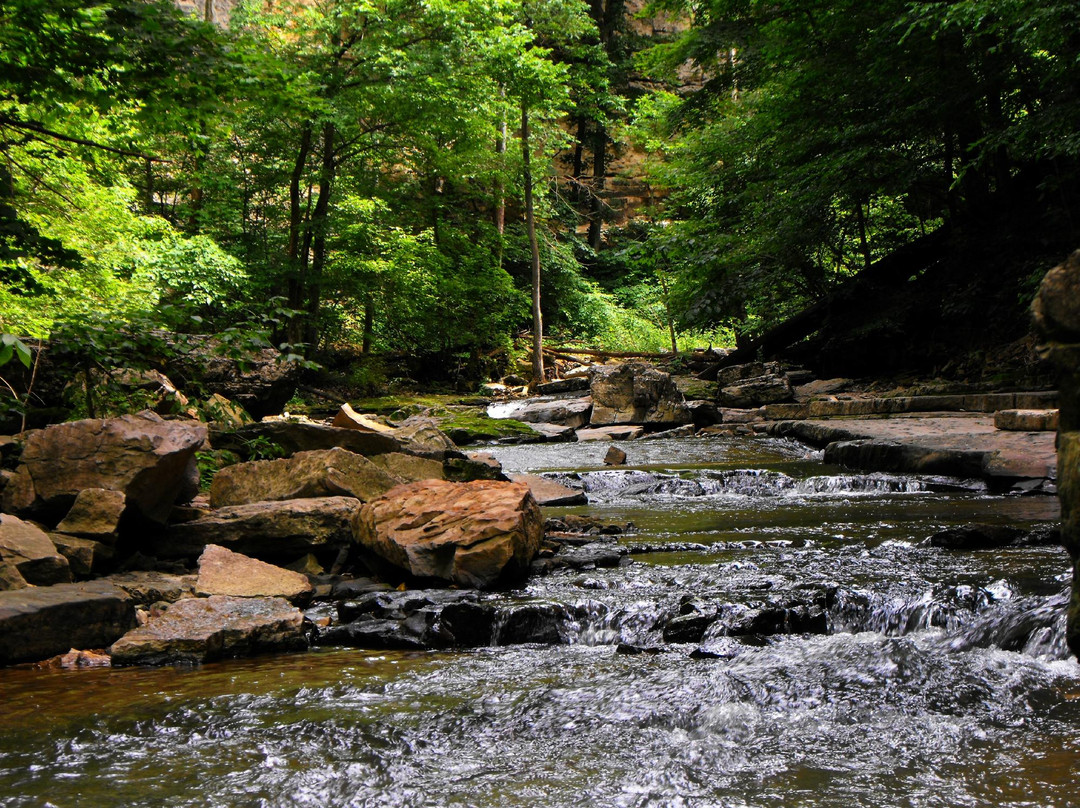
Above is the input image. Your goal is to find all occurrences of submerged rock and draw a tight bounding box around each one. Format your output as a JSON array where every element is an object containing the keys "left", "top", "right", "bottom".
[
  {"left": 109, "top": 595, "right": 307, "bottom": 666},
  {"left": 352, "top": 480, "right": 543, "bottom": 588}
]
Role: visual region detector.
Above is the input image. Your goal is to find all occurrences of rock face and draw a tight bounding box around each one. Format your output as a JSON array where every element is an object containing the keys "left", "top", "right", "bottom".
[
  {"left": 589, "top": 363, "right": 691, "bottom": 426},
  {"left": 0, "top": 514, "right": 71, "bottom": 588},
  {"left": 369, "top": 452, "right": 445, "bottom": 482},
  {"left": 3, "top": 413, "right": 205, "bottom": 523},
  {"left": 1032, "top": 249, "right": 1080, "bottom": 656},
  {"left": 0, "top": 581, "right": 135, "bottom": 665},
  {"left": 353, "top": 480, "right": 543, "bottom": 588},
  {"left": 209, "top": 448, "right": 402, "bottom": 508},
  {"left": 161, "top": 496, "right": 360, "bottom": 562},
  {"left": 195, "top": 545, "right": 313, "bottom": 604},
  {"left": 109, "top": 595, "right": 307, "bottom": 665}
]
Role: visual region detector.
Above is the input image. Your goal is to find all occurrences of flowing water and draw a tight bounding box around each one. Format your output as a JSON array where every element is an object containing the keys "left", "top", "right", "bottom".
[{"left": 2, "top": 436, "right": 1077, "bottom": 807}]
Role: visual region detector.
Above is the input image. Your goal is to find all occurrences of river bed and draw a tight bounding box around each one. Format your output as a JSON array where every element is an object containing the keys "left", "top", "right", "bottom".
[{"left": 1, "top": 435, "right": 1076, "bottom": 807}]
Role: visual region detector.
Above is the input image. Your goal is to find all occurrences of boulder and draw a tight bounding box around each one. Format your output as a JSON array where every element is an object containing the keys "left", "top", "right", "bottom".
[
  {"left": 352, "top": 480, "right": 543, "bottom": 588},
  {"left": 209, "top": 448, "right": 401, "bottom": 508},
  {"left": 2, "top": 412, "right": 205, "bottom": 523},
  {"left": 0, "top": 514, "right": 71, "bottom": 588},
  {"left": 603, "top": 446, "right": 628, "bottom": 466},
  {"left": 332, "top": 403, "right": 396, "bottom": 434},
  {"left": 994, "top": 409, "right": 1060, "bottom": 432},
  {"left": 718, "top": 375, "right": 793, "bottom": 408},
  {"left": 195, "top": 545, "right": 314, "bottom": 604},
  {"left": 685, "top": 400, "right": 721, "bottom": 427},
  {"left": 1032, "top": 249, "right": 1080, "bottom": 656},
  {"left": 493, "top": 398, "right": 593, "bottom": 429},
  {"left": 928, "top": 525, "right": 1027, "bottom": 550},
  {"left": 589, "top": 363, "right": 691, "bottom": 426},
  {"left": 101, "top": 571, "right": 196, "bottom": 606},
  {"left": 54, "top": 488, "right": 126, "bottom": 542},
  {"left": 505, "top": 473, "right": 587, "bottom": 506},
  {"left": 715, "top": 361, "right": 783, "bottom": 387},
  {"left": 109, "top": 595, "right": 307, "bottom": 666},
  {"left": 210, "top": 421, "right": 401, "bottom": 461},
  {"left": 524, "top": 422, "right": 576, "bottom": 442},
  {"left": 50, "top": 534, "right": 114, "bottom": 578},
  {"left": 575, "top": 425, "right": 644, "bottom": 441},
  {"left": 0, "top": 581, "right": 135, "bottom": 665},
  {"left": 160, "top": 496, "right": 360, "bottom": 562},
  {"left": 393, "top": 418, "right": 462, "bottom": 460},
  {"left": 370, "top": 452, "right": 445, "bottom": 482}
]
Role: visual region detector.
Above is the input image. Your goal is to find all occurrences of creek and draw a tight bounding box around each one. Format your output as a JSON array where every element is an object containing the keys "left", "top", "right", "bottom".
[{"left": 1, "top": 436, "right": 1077, "bottom": 807}]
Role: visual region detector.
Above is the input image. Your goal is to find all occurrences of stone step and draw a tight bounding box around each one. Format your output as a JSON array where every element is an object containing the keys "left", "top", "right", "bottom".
[{"left": 764, "top": 391, "right": 1058, "bottom": 420}]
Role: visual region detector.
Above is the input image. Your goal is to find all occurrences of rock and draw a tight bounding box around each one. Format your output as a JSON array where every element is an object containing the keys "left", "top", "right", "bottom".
[
  {"left": 286, "top": 554, "right": 324, "bottom": 575},
  {"left": 928, "top": 524, "right": 1027, "bottom": 550},
  {"left": 534, "top": 377, "right": 590, "bottom": 395},
  {"left": 589, "top": 363, "right": 691, "bottom": 426},
  {"left": 718, "top": 375, "right": 793, "bottom": 408},
  {"left": 604, "top": 446, "right": 628, "bottom": 466},
  {"left": 332, "top": 403, "right": 397, "bottom": 433},
  {"left": 210, "top": 421, "right": 401, "bottom": 461},
  {"left": 479, "top": 382, "right": 509, "bottom": 396},
  {"left": 994, "top": 409, "right": 1060, "bottom": 432},
  {"left": 160, "top": 496, "right": 360, "bottom": 563},
  {"left": 3, "top": 412, "right": 206, "bottom": 523},
  {"left": 163, "top": 336, "right": 300, "bottom": 420},
  {"left": 493, "top": 601, "right": 572, "bottom": 644},
  {"left": 50, "top": 534, "right": 114, "bottom": 578},
  {"left": 532, "top": 542, "right": 626, "bottom": 574},
  {"left": 793, "top": 378, "right": 853, "bottom": 402},
  {"left": 36, "top": 648, "right": 112, "bottom": 669},
  {"left": 638, "top": 425, "right": 697, "bottom": 441},
  {"left": 506, "top": 473, "right": 587, "bottom": 506},
  {"left": 0, "top": 581, "right": 135, "bottom": 665},
  {"left": 575, "top": 425, "right": 644, "bottom": 441},
  {"left": 720, "top": 407, "right": 765, "bottom": 424},
  {"left": 715, "top": 362, "right": 783, "bottom": 387},
  {"left": 352, "top": 480, "right": 543, "bottom": 588},
  {"left": 105, "top": 368, "right": 188, "bottom": 415},
  {"left": 393, "top": 418, "right": 462, "bottom": 460},
  {"left": 101, "top": 571, "right": 196, "bottom": 605},
  {"left": 0, "top": 514, "right": 71, "bottom": 588},
  {"left": 495, "top": 398, "right": 594, "bottom": 428},
  {"left": 443, "top": 456, "right": 506, "bottom": 483},
  {"left": 200, "top": 393, "right": 252, "bottom": 428},
  {"left": 466, "top": 452, "right": 503, "bottom": 474},
  {"left": 370, "top": 452, "right": 445, "bottom": 482},
  {"left": 109, "top": 595, "right": 307, "bottom": 666},
  {"left": 209, "top": 448, "right": 401, "bottom": 508},
  {"left": 53, "top": 488, "right": 126, "bottom": 542},
  {"left": 195, "top": 544, "right": 314, "bottom": 604},
  {"left": 1032, "top": 250, "right": 1080, "bottom": 655},
  {"left": 524, "top": 422, "right": 577, "bottom": 442},
  {"left": 685, "top": 399, "right": 721, "bottom": 426}
]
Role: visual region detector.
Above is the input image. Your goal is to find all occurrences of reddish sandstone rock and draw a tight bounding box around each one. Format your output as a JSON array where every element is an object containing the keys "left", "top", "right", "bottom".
[
  {"left": 195, "top": 544, "right": 313, "bottom": 604},
  {"left": 352, "top": 480, "right": 542, "bottom": 588},
  {"left": 2, "top": 412, "right": 205, "bottom": 523}
]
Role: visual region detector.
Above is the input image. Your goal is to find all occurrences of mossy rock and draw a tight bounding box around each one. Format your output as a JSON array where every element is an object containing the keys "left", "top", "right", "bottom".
[{"left": 438, "top": 412, "right": 540, "bottom": 445}]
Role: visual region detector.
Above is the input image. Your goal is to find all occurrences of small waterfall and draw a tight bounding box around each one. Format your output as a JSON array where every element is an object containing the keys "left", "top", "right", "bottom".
[{"left": 944, "top": 589, "right": 1071, "bottom": 659}]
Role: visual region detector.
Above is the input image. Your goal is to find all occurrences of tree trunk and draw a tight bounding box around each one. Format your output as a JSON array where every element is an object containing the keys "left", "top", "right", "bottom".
[
  {"left": 587, "top": 122, "right": 607, "bottom": 250},
  {"left": 522, "top": 103, "right": 544, "bottom": 384},
  {"left": 286, "top": 125, "right": 312, "bottom": 344},
  {"left": 362, "top": 297, "right": 374, "bottom": 354},
  {"left": 305, "top": 121, "right": 336, "bottom": 349}
]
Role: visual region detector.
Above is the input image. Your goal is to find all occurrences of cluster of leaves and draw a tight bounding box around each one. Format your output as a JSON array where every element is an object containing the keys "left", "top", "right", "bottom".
[{"left": 631, "top": 0, "right": 1080, "bottom": 338}]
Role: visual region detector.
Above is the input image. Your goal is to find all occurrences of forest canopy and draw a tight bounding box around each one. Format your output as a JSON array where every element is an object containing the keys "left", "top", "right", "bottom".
[{"left": 1, "top": 0, "right": 1078, "bottom": 376}]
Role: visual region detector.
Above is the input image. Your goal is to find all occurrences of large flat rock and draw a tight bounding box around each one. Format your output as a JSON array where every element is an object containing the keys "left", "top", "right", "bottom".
[
  {"left": 0, "top": 581, "right": 136, "bottom": 665},
  {"left": 769, "top": 415, "right": 1057, "bottom": 484},
  {"left": 159, "top": 496, "right": 360, "bottom": 562},
  {"left": 109, "top": 595, "right": 307, "bottom": 666}
]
